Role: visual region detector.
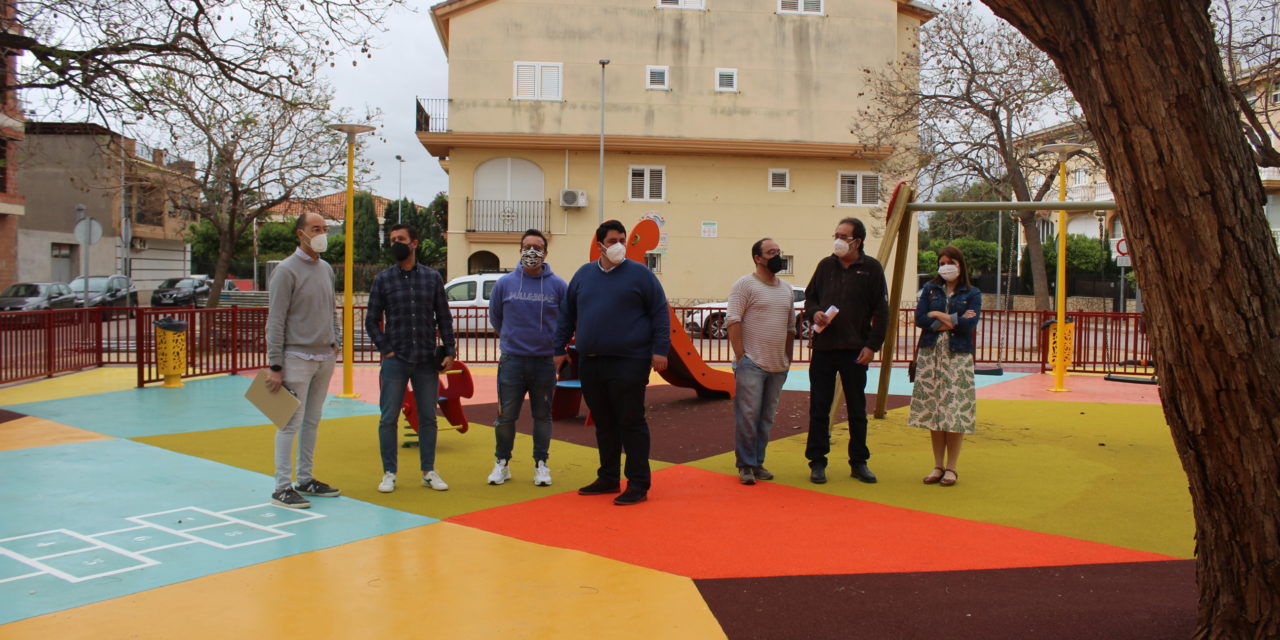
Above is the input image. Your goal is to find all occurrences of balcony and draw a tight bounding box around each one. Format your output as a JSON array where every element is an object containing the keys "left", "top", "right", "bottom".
[
  {"left": 466, "top": 199, "right": 549, "bottom": 235},
  {"left": 416, "top": 98, "right": 448, "bottom": 133}
]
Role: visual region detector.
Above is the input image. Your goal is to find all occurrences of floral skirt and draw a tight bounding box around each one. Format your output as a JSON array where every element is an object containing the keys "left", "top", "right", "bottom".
[{"left": 907, "top": 338, "right": 976, "bottom": 434}]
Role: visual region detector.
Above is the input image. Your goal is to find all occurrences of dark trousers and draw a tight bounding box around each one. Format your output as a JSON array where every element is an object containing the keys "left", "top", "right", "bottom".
[
  {"left": 579, "top": 355, "right": 652, "bottom": 490},
  {"left": 805, "top": 349, "right": 870, "bottom": 469}
]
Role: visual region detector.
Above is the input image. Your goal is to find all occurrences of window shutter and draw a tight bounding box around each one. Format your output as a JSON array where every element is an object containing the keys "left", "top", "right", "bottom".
[
  {"left": 539, "top": 64, "right": 561, "bottom": 100},
  {"left": 685, "top": 0, "right": 704, "bottom": 7},
  {"left": 717, "top": 70, "right": 736, "bottom": 91},
  {"left": 839, "top": 174, "right": 858, "bottom": 205},
  {"left": 860, "top": 174, "right": 880, "bottom": 204},
  {"left": 802, "top": 0, "right": 822, "bottom": 13},
  {"left": 631, "top": 169, "right": 647, "bottom": 200},
  {"left": 648, "top": 168, "right": 664, "bottom": 200},
  {"left": 648, "top": 67, "right": 667, "bottom": 89},
  {"left": 770, "top": 169, "right": 789, "bottom": 190},
  {"left": 780, "top": 0, "right": 800, "bottom": 10},
  {"left": 514, "top": 64, "right": 537, "bottom": 99},
  {"left": 659, "top": 0, "right": 679, "bottom": 5}
]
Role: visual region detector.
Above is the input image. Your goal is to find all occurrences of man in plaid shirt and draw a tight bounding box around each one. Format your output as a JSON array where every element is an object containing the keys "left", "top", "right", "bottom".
[{"left": 365, "top": 224, "right": 456, "bottom": 494}]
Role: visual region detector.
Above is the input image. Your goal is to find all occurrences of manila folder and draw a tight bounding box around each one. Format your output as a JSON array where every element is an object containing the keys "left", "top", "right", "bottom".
[{"left": 244, "top": 369, "right": 301, "bottom": 429}]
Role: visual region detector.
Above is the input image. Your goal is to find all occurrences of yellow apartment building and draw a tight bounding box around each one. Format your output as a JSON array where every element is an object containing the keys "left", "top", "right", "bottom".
[{"left": 418, "top": 0, "right": 933, "bottom": 302}]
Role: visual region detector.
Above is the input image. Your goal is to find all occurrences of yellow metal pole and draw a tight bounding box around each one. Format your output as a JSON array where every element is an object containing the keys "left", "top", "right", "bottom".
[
  {"left": 339, "top": 135, "right": 357, "bottom": 398},
  {"left": 1050, "top": 159, "right": 1069, "bottom": 392}
]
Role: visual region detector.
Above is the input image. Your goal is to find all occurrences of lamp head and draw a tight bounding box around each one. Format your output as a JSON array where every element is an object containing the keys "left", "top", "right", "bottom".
[
  {"left": 1039, "top": 142, "right": 1085, "bottom": 162},
  {"left": 599, "top": 59, "right": 610, "bottom": 66}
]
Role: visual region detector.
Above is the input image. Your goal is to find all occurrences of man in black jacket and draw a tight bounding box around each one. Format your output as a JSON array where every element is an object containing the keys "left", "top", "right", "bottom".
[{"left": 803, "top": 217, "right": 888, "bottom": 485}]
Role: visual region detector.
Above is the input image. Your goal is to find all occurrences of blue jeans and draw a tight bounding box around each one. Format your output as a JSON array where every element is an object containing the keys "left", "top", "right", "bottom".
[
  {"left": 378, "top": 355, "right": 440, "bottom": 473},
  {"left": 805, "top": 349, "right": 870, "bottom": 469},
  {"left": 733, "top": 356, "right": 788, "bottom": 469},
  {"left": 494, "top": 353, "right": 556, "bottom": 462}
]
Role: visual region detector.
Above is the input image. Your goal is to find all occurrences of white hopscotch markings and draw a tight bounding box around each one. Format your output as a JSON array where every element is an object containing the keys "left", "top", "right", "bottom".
[{"left": 0, "top": 504, "right": 325, "bottom": 584}]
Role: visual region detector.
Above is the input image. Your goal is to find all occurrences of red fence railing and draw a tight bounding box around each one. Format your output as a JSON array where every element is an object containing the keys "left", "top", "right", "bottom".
[{"left": 0, "top": 306, "right": 1153, "bottom": 387}]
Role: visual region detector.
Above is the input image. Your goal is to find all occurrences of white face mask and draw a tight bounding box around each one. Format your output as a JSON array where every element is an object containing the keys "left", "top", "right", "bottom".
[
  {"left": 833, "top": 239, "right": 850, "bottom": 257},
  {"left": 938, "top": 263, "right": 959, "bottom": 282},
  {"left": 304, "top": 231, "right": 328, "bottom": 254},
  {"left": 603, "top": 242, "right": 627, "bottom": 264}
]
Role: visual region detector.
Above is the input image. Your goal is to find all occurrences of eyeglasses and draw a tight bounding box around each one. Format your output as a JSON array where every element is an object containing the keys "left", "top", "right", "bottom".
[
  {"left": 832, "top": 234, "right": 856, "bottom": 242},
  {"left": 762, "top": 249, "right": 783, "bottom": 257}
]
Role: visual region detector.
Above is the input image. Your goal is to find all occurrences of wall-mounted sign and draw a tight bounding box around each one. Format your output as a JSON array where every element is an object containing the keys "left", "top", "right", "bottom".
[{"left": 701, "top": 221, "right": 718, "bottom": 238}]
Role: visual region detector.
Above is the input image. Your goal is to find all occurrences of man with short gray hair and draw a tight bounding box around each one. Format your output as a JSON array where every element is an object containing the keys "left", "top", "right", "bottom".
[{"left": 263, "top": 212, "right": 343, "bottom": 508}]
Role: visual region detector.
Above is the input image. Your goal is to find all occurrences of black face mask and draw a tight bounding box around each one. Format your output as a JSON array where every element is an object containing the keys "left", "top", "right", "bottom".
[
  {"left": 765, "top": 255, "right": 785, "bottom": 274},
  {"left": 391, "top": 242, "right": 412, "bottom": 262}
]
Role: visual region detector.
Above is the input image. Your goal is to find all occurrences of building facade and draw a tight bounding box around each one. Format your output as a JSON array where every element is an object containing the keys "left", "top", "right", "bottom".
[
  {"left": 419, "top": 0, "right": 931, "bottom": 301},
  {"left": 17, "top": 123, "right": 196, "bottom": 300},
  {"left": 0, "top": 0, "right": 26, "bottom": 290}
]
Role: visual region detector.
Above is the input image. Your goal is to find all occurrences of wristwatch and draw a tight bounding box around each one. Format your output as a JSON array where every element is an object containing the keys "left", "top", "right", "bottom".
[{"left": 270, "top": 364, "right": 282, "bottom": 372}]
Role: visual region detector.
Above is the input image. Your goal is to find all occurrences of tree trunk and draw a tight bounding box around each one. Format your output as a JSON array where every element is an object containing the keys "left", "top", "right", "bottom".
[
  {"left": 981, "top": 1, "right": 1280, "bottom": 637},
  {"left": 209, "top": 229, "right": 236, "bottom": 310},
  {"left": 1016, "top": 211, "right": 1052, "bottom": 310}
]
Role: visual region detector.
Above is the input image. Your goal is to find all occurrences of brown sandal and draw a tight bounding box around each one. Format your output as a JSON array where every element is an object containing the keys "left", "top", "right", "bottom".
[
  {"left": 923, "top": 467, "right": 945, "bottom": 484},
  {"left": 940, "top": 468, "right": 958, "bottom": 487}
]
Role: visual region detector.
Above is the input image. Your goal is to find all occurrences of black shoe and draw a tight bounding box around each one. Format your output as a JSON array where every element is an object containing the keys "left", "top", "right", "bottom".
[
  {"left": 851, "top": 463, "right": 878, "bottom": 484},
  {"left": 809, "top": 466, "right": 827, "bottom": 484},
  {"left": 295, "top": 479, "right": 341, "bottom": 497},
  {"left": 738, "top": 467, "right": 756, "bottom": 485},
  {"left": 613, "top": 488, "right": 648, "bottom": 506},
  {"left": 578, "top": 479, "right": 622, "bottom": 495},
  {"left": 753, "top": 466, "right": 774, "bottom": 481},
  {"left": 271, "top": 487, "right": 311, "bottom": 509}
]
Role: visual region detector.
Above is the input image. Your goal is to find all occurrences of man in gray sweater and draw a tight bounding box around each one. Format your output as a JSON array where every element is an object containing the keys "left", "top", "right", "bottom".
[{"left": 264, "top": 212, "right": 343, "bottom": 508}]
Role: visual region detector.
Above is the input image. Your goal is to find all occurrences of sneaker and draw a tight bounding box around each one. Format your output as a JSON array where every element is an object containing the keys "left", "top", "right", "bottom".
[
  {"left": 422, "top": 470, "right": 449, "bottom": 491},
  {"left": 753, "top": 466, "right": 775, "bottom": 481},
  {"left": 613, "top": 487, "right": 648, "bottom": 506},
  {"left": 738, "top": 467, "right": 756, "bottom": 485},
  {"left": 533, "top": 461, "right": 552, "bottom": 487},
  {"left": 487, "top": 459, "right": 511, "bottom": 485},
  {"left": 295, "top": 479, "right": 340, "bottom": 497},
  {"left": 377, "top": 472, "right": 396, "bottom": 493},
  {"left": 271, "top": 487, "right": 311, "bottom": 509},
  {"left": 578, "top": 479, "right": 621, "bottom": 495}
]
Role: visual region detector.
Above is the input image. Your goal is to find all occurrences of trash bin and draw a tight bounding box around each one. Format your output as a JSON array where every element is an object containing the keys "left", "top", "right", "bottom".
[
  {"left": 1042, "top": 317, "right": 1075, "bottom": 371},
  {"left": 154, "top": 316, "right": 188, "bottom": 388}
]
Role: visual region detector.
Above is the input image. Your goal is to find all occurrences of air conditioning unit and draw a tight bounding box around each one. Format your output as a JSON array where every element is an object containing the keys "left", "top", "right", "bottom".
[
  {"left": 560, "top": 189, "right": 588, "bottom": 208},
  {"left": 130, "top": 237, "right": 148, "bottom": 251}
]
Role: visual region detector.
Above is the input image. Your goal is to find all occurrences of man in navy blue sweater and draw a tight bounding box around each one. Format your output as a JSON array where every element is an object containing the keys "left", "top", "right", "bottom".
[{"left": 554, "top": 220, "right": 670, "bottom": 506}]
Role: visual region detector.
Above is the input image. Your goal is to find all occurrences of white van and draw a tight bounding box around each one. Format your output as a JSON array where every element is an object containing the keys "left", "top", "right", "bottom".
[{"left": 444, "top": 272, "right": 505, "bottom": 334}]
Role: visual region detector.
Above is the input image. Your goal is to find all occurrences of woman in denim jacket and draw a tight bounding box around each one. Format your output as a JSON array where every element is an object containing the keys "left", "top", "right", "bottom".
[{"left": 908, "top": 246, "right": 981, "bottom": 487}]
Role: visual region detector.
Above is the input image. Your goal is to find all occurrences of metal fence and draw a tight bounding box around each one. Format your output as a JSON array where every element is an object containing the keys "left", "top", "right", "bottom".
[
  {"left": 0, "top": 306, "right": 1153, "bottom": 387},
  {"left": 466, "top": 198, "right": 550, "bottom": 233}
]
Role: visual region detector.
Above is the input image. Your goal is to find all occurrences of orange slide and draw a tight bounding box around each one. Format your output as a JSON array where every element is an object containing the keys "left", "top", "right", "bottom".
[{"left": 588, "top": 218, "right": 734, "bottom": 400}]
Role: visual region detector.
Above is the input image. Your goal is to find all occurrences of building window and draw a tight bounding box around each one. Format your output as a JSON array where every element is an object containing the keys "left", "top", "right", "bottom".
[
  {"left": 658, "top": 0, "right": 704, "bottom": 8},
  {"left": 837, "top": 172, "right": 880, "bottom": 206},
  {"left": 513, "top": 62, "right": 563, "bottom": 101},
  {"left": 51, "top": 243, "right": 73, "bottom": 259},
  {"left": 630, "top": 166, "right": 666, "bottom": 201},
  {"left": 646, "top": 66, "right": 669, "bottom": 90},
  {"left": 1271, "top": 83, "right": 1280, "bottom": 106},
  {"left": 715, "top": 68, "right": 738, "bottom": 92},
  {"left": 645, "top": 252, "right": 662, "bottom": 272},
  {"left": 779, "top": 0, "right": 823, "bottom": 15},
  {"left": 1071, "top": 168, "right": 1088, "bottom": 186},
  {"left": 0, "top": 140, "right": 7, "bottom": 193},
  {"left": 769, "top": 168, "right": 790, "bottom": 191},
  {"left": 779, "top": 254, "right": 794, "bottom": 275}
]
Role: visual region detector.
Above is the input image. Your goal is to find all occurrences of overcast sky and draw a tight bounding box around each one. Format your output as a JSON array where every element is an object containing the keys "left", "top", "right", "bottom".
[{"left": 324, "top": 4, "right": 452, "bottom": 205}]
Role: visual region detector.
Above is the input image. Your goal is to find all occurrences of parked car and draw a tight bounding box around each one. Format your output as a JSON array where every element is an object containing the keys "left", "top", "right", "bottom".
[
  {"left": 150, "top": 277, "right": 212, "bottom": 307},
  {"left": 0, "top": 282, "right": 79, "bottom": 312},
  {"left": 69, "top": 275, "right": 138, "bottom": 318},
  {"left": 444, "top": 272, "right": 505, "bottom": 334},
  {"left": 684, "top": 284, "right": 812, "bottom": 339}
]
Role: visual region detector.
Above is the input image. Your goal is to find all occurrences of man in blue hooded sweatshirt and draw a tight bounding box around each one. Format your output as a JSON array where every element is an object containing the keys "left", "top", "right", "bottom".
[{"left": 487, "top": 229, "right": 568, "bottom": 487}]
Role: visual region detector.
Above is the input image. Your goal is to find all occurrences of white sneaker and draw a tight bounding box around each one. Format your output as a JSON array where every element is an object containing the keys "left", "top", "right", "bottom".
[
  {"left": 534, "top": 461, "right": 552, "bottom": 487},
  {"left": 487, "top": 459, "right": 511, "bottom": 485},
  {"left": 422, "top": 470, "right": 449, "bottom": 491},
  {"left": 377, "top": 472, "right": 396, "bottom": 493}
]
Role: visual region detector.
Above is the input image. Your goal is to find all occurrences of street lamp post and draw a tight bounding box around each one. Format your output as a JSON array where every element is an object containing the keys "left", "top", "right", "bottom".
[
  {"left": 118, "top": 120, "right": 136, "bottom": 279},
  {"left": 1039, "top": 142, "right": 1085, "bottom": 392},
  {"left": 327, "top": 123, "right": 375, "bottom": 399},
  {"left": 598, "top": 59, "right": 609, "bottom": 224},
  {"left": 395, "top": 155, "right": 405, "bottom": 224}
]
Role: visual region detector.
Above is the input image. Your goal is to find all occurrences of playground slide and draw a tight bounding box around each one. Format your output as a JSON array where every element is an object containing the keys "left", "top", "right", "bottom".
[{"left": 660, "top": 307, "right": 734, "bottom": 399}]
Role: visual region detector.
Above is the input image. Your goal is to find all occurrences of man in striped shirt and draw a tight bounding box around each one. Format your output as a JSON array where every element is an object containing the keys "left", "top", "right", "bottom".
[{"left": 726, "top": 238, "right": 796, "bottom": 485}]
